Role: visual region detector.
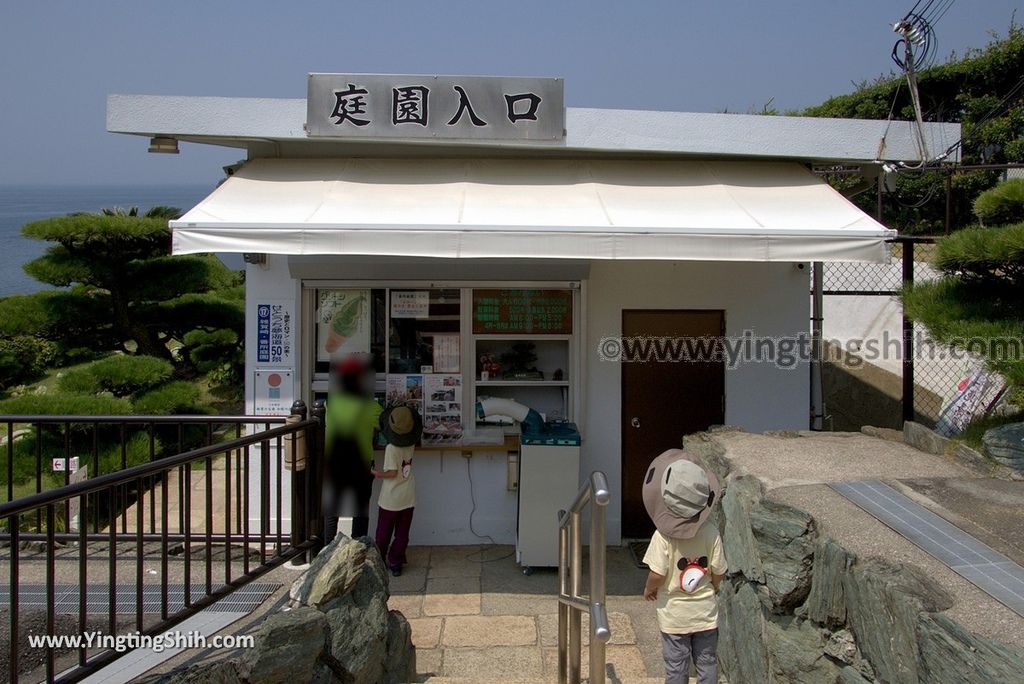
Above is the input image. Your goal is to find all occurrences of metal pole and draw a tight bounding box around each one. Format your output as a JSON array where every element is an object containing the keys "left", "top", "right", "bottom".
[
  {"left": 289, "top": 400, "right": 307, "bottom": 558},
  {"left": 557, "top": 514, "right": 569, "bottom": 684},
  {"left": 902, "top": 239, "right": 916, "bottom": 424},
  {"left": 811, "top": 262, "right": 825, "bottom": 430},
  {"left": 588, "top": 498, "right": 608, "bottom": 684},
  {"left": 945, "top": 171, "right": 953, "bottom": 234},
  {"left": 568, "top": 510, "right": 583, "bottom": 684}
]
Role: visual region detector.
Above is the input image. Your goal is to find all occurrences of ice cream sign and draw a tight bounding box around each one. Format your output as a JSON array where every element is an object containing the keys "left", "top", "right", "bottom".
[{"left": 317, "top": 289, "right": 371, "bottom": 361}]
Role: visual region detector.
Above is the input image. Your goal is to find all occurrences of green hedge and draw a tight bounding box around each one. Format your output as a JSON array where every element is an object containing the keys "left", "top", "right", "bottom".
[
  {"left": 132, "top": 381, "right": 205, "bottom": 415},
  {"left": 58, "top": 355, "right": 173, "bottom": 397},
  {"left": 0, "top": 393, "right": 132, "bottom": 416},
  {"left": 974, "top": 179, "right": 1024, "bottom": 227},
  {"left": 0, "top": 431, "right": 157, "bottom": 491}
]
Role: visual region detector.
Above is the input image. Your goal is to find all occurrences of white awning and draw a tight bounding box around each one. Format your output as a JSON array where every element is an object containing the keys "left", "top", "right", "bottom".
[{"left": 171, "top": 158, "right": 894, "bottom": 262}]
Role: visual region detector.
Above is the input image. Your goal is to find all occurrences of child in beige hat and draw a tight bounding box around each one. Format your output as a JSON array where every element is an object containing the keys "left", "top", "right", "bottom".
[{"left": 641, "top": 449, "right": 728, "bottom": 684}]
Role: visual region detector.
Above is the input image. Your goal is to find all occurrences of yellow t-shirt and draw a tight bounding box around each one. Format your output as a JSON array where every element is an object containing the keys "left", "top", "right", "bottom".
[
  {"left": 378, "top": 444, "right": 415, "bottom": 511},
  {"left": 642, "top": 525, "right": 727, "bottom": 634}
]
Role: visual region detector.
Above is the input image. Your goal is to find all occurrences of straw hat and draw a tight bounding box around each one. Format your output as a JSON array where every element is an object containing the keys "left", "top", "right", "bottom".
[
  {"left": 641, "top": 449, "right": 720, "bottom": 540},
  {"left": 380, "top": 405, "right": 423, "bottom": 447}
]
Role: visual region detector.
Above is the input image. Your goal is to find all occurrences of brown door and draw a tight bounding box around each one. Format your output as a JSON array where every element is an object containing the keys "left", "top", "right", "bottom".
[{"left": 621, "top": 310, "right": 725, "bottom": 538}]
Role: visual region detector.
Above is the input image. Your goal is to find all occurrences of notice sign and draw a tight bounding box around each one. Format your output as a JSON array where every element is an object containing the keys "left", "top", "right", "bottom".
[
  {"left": 52, "top": 457, "right": 80, "bottom": 472},
  {"left": 391, "top": 290, "right": 430, "bottom": 319},
  {"left": 473, "top": 289, "right": 573, "bottom": 334},
  {"left": 253, "top": 370, "right": 294, "bottom": 416},
  {"left": 306, "top": 74, "right": 564, "bottom": 142},
  {"left": 256, "top": 301, "right": 293, "bottom": 366}
]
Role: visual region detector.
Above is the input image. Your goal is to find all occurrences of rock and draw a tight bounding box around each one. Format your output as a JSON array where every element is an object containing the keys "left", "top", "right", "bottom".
[
  {"left": 803, "top": 539, "right": 855, "bottom": 629},
  {"left": 842, "top": 560, "right": 953, "bottom": 684},
  {"left": 290, "top": 534, "right": 373, "bottom": 609},
  {"left": 861, "top": 425, "right": 904, "bottom": 442},
  {"left": 904, "top": 420, "right": 950, "bottom": 455},
  {"left": 766, "top": 618, "right": 842, "bottom": 683},
  {"left": 239, "top": 606, "right": 329, "bottom": 684},
  {"left": 719, "top": 474, "right": 766, "bottom": 584},
  {"left": 838, "top": 665, "right": 873, "bottom": 683},
  {"left": 383, "top": 610, "right": 416, "bottom": 684},
  {"left": 750, "top": 499, "right": 816, "bottom": 612},
  {"left": 917, "top": 612, "right": 1024, "bottom": 682},
  {"left": 717, "top": 579, "right": 770, "bottom": 683},
  {"left": 822, "top": 628, "right": 857, "bottom": 665},
  {"left": 982, "top": 422, "right": 1024, "bottom": 468}
]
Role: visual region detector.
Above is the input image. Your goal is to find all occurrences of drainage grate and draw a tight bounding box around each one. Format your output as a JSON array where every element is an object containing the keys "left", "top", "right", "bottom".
[
  {"left": 0, "top": 582, "right": 280, "bottom": 614},
  {"left": 831, "top": 480, "right": 1024, "bottom": 618}
]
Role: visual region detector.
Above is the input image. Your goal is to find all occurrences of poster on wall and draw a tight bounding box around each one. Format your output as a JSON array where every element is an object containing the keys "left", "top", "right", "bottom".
[
  {"left": 386, "top": 374, "right": 424, "bottom": 416},
  {"left": 432, "top": 334, "right": 461, "bottom": 373},
  {"left": 472, "top": 289, "right": 572, "bottom": 334},
  {"left": 317, "top": 289, "right": 371, "bottom": 362},
  {"left": 391, "top": 290, "right": 430, "bottom": 319},
  {"left": 253, "top": 370, "right": 294, "bottom": 416},
  {"left": 422, "top": 374, "right": 463, "bottom": 445},
  {"left": 255, "top": 300, "right": 294, "bottom": 365}
]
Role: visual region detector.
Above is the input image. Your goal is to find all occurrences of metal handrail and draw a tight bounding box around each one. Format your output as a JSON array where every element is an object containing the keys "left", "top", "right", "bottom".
[
  {"left": 0, "top": 414, "right": 288, "bottom": 424},
  {"left": 557, "top": 471, "right": 611, "bottom": 684}
]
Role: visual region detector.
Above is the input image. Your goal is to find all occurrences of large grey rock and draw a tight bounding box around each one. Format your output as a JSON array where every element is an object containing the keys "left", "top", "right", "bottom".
[
  {"left": 917, "top": 612, "right": 1024, "bottom": 682},
  {"left": 842, "top": 560, "right": 953, "bottom": 684},
  {"left": 766, "top": 619, "right": 843, "bottom": 683},
  {"left": 717, "top": 579, "right": 770, "bottom": 683},
  {"left": 750, "top": 499, "right": 817, "bottom": 612},
  {"left": 982, "top": 422, "right": 1024, "bottom": 468},
  {"left": 719, "top": 474, "right": 765, "bottom": 584},
  {"left": 290, "top": 534, "right": 375, "bottom": 609},
  {"left": 383, "top": 610, "right": 417, "bottom": 684},
  {"left": 803, "top": 539, "right": 855, "bottom": 629},
  {"left": 904, "top": 420, "right": 951, "bottom": 455},
  {"left": 838, "top": 665, "right": 873, "bottom": 683},
  {"left": 239, "top": 606, "right": 329, "bottom": 684}
]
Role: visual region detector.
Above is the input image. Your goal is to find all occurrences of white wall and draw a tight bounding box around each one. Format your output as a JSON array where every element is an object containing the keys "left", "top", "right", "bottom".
[
  {"left": 244, "top": 258, "right": 302, "bottom": 534},
  {"left": 244, "top": 257, "right": 810, "bottom": 546},
  {"left": 582, "top": 260, "right": 810, "bottom": 543}
]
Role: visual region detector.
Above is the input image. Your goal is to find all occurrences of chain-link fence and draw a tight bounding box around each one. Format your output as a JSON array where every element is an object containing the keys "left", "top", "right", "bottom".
[{"left": 818, "top": 237, "right": 975, "bottom": 431}]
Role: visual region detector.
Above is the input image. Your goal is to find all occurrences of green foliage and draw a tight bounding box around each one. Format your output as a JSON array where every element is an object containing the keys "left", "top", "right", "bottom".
[
  {"left": 805, "top": 25, "right": 1024, "bottom": 234},
  {"left": 932, "top": 222, "right": 1024, "bottom": 285},
  {"left": 973, "top": 179, "right": 1024, "bottom": 226},
  {"left": 0, "top": 393, "right": 132, "bottom": 416},
  {"left": 132, "top": 380, "right": 205, "bottom": 415},
  {"left": 0, "top": 336, "right": 58, "bottom": 389},
  {"left": 0, "top": 431, "right": 156, "bottom": 490},
  {"left": 58, "top": 355, "right": 174, "bottom": 397}
]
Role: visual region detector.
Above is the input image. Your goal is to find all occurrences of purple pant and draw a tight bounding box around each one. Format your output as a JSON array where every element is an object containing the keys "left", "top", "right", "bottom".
[{"left": 375, "top": 506, "right": 414, "bottom": 569}]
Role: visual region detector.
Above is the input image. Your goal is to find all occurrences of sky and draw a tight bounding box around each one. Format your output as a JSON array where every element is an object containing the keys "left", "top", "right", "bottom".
[{"left": 0, "top": 0, "right": 1019, "bottom": 187}]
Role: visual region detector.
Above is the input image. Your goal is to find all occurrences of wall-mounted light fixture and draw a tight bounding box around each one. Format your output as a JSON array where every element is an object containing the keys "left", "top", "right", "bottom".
[{"left": 148, "top": 136, "right": 179, "bottom": 154}]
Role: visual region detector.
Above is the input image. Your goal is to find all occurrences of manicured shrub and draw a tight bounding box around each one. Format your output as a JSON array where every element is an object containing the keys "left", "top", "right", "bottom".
[
  {"left": 932, "top": 223, "right": 1024, "bottom": 287},
  {"left": 973, "top": 179, "right": 1024, "bottom": 227},
  {"left": 0, "top": 393, "right": 132, "bottom": 416},
  {"left": 0, "top": 336, "right": 58, "bottom": 388},
  {"left": 58, "top": 355, "right": 173, "bottom": 397},
  {"left": 132, "top": 381, "right": 206, "bottom": 415}
]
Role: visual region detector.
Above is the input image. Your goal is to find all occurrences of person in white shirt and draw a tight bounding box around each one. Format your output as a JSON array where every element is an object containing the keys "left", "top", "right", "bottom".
[{"left": 371, "top": 405, "right": 421, "bottom": 577}]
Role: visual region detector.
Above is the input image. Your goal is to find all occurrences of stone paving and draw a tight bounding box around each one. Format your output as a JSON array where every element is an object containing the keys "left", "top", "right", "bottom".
[{"left": 386, "top": 544, "right": 667, "bottom": 683}]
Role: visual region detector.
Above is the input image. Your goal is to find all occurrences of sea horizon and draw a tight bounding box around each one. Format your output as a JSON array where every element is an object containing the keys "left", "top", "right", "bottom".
[{"left": 0, "top": 183, "right": 221, "bottom": 296}]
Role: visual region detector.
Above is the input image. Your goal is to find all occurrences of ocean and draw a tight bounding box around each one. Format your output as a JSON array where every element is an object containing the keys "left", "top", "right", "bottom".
[{"left": 0, "top": 184, "right": 220, "bottom": 296}]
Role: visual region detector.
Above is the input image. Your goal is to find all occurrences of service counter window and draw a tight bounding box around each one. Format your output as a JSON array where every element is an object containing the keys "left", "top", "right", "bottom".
[{"left": 309, "top": 284, "right": 578, "bottom": 443}]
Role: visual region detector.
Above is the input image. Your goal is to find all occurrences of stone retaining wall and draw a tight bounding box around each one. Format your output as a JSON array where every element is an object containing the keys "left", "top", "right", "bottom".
[{"left": 686, "top": 431, "right": 1024, "bottom": 684}]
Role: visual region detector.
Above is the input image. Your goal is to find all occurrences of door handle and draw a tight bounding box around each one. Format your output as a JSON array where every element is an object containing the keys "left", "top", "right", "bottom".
[{"left": 631, "top": 417, "right": 641, "bottom": 428}]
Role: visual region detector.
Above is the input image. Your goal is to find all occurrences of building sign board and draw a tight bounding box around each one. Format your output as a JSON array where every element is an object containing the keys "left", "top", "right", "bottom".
[
  {"left": 255, "top": 300, "right": 293, "bottom": 366},
  {"left": 307, "top": 74, "right": 564, "bottom": 142},
  {"left": 253, "top": 370, "right": 294, "bottom": 416},
  {"left": 472, "top": 289, "right": 573, "bottom": 334}
]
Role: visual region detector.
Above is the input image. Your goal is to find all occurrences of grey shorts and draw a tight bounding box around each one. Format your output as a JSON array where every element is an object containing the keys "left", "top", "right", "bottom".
[{"left": 661, "top": 628, "right": 718, "bottom": 684}]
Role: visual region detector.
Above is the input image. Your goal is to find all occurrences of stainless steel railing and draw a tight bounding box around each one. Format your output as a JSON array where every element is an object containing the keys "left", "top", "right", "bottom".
[{"left": 557, "top": 471, "right": 611, "bottom": 684}]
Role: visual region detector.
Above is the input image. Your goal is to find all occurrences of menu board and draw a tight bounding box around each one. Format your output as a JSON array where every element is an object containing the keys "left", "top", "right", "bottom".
[{"left": 472, "top": 289, "right": 573, "bottom": 335}]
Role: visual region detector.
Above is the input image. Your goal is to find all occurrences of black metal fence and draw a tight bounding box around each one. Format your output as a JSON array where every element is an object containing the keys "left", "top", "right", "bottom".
[
  {"left": 820, "top": 236, "right": 958, "bottom": 430},
  {"left": 0, "top": 402, "right": 325, "bottom": 683}
]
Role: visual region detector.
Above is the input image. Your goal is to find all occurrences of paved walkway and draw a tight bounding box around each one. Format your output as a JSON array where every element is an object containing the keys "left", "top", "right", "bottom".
[{"left": 385, "top": 544, "right": 666, "bottom": 683}]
